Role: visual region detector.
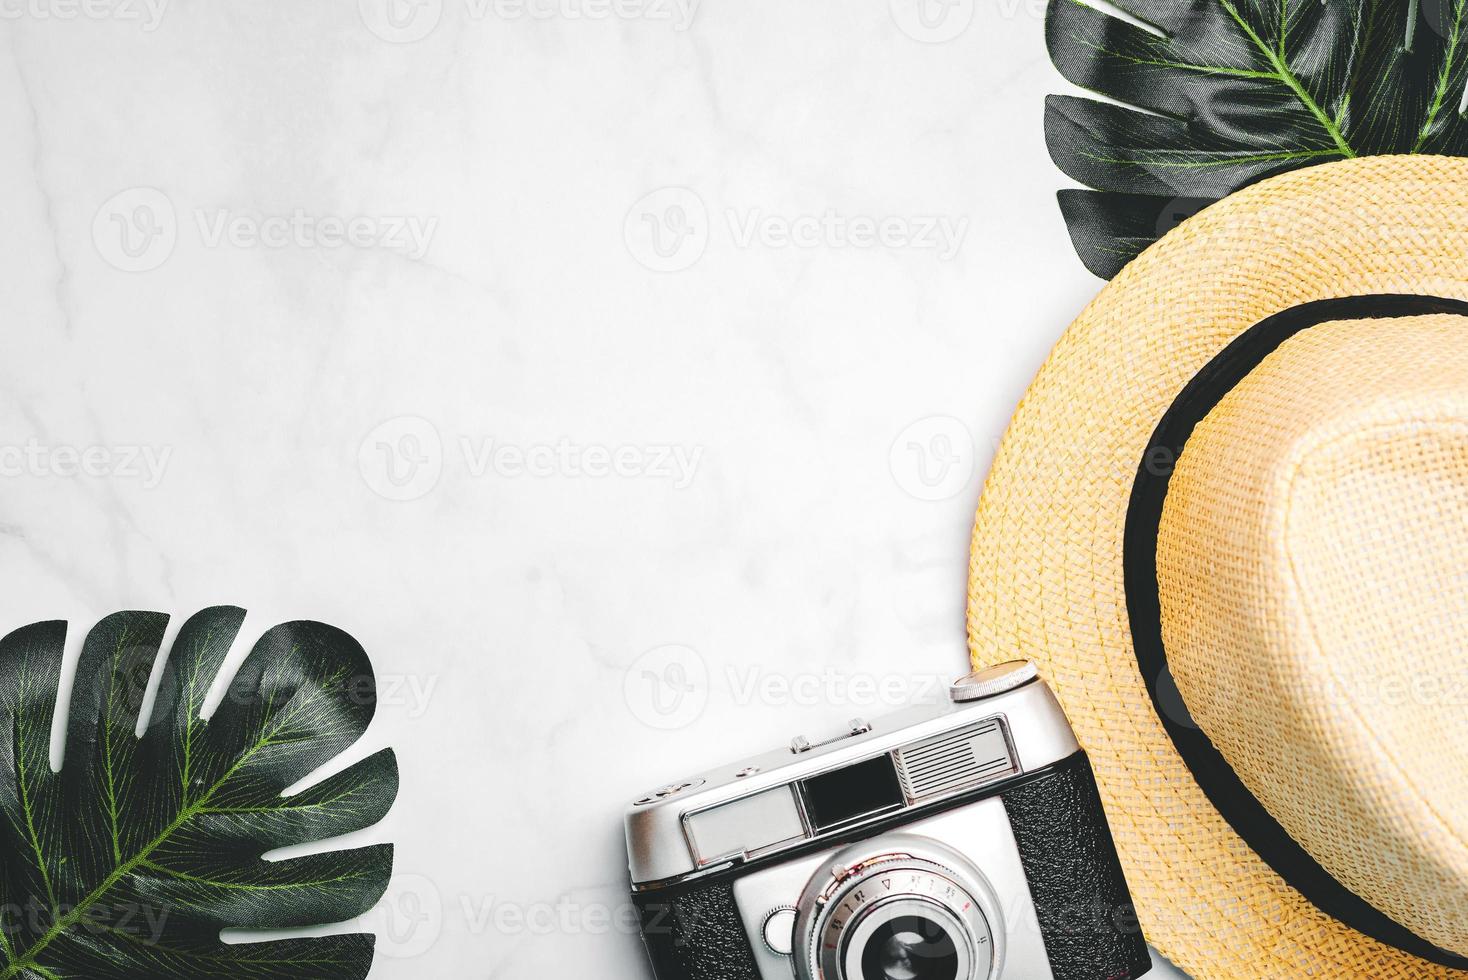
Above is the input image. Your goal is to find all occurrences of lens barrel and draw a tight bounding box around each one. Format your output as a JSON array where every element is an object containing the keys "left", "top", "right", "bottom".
[{"left": 794, "top": 835, "right": 1003, "bottom": 980}]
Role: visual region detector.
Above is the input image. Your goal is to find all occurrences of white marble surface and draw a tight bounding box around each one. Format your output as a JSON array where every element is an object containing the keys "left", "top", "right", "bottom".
[{"left": 0, "top": 1, "right": 1186, "bottom": 977}]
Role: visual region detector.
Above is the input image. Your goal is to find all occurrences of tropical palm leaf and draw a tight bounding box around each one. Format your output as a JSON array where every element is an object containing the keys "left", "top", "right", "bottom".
[
  {"left": 1047, "top": 0, "right": 1468, "bottom": 278},
  {"left": 0, "top": 607, "right": 398, "bottom": 979}
]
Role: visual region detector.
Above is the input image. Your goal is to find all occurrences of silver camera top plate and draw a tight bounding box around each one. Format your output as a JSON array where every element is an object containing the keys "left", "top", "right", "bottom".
[{"left": 625, "top": 664, "right": 1080, "bottom": 887}]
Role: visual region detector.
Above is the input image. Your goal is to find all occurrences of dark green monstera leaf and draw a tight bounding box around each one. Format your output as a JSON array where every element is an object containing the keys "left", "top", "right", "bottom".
[
  {"left": 1047, "top": 0, "right": 1468, "bottom": 278},
  {"left": 0, "top": 607, "right": 398, "bottom": 979}
]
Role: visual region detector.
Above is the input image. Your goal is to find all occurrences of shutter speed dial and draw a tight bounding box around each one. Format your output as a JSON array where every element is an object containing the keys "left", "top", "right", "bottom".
[{"left": 950, "top": 661, "right": 1038, "bottom": 703}]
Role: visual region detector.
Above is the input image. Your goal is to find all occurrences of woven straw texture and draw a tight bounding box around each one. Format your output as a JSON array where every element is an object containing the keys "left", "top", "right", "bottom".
[
  {"left": 967, "top": 156, "right": 1468, "bottom": 978},
  {"left": 1158, "top": 315, "right": 1468, "bottom": 957}
]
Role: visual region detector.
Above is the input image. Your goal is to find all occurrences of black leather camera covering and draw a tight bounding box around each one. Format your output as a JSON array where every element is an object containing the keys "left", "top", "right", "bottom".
[
  {"left": 632, "top": 751, "right": 1149, "bottom": 980},
  {"left": 634, "top": 879, "right": 761, "bottom": 980},
  {"left": 1004, "top": 753, "right": 1152, "bottom": 980}
]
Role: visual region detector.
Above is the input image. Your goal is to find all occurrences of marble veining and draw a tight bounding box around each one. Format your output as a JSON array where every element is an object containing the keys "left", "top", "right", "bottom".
[{"left": 0, "top": 1, "right": 1185, "bottom": 976}]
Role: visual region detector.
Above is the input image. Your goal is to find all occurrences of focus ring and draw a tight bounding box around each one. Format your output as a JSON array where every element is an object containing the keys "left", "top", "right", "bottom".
[{"left": 803, "top": 854, "right": 994, "bottom": 980}]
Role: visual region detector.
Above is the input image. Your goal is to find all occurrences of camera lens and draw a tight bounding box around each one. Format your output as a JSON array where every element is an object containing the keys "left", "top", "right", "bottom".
[
  {"left": 860, "top": 913, "right": 959, "bottom": 980},
  {"left": 795, "top": 835, "right": 1002, "bottom": 980}
]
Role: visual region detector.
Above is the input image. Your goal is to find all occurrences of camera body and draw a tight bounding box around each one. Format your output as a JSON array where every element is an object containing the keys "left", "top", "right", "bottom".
[{"left": 624, "top": 662, "right": 1150, "bottom": 980}]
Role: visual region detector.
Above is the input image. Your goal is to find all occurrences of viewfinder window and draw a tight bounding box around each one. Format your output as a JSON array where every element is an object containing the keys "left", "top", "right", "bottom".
[{"left": 801, "top": 755, "right": 905, "bottom": 831}]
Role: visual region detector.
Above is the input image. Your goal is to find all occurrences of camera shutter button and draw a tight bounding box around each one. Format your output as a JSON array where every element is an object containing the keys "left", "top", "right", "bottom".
[{"left": 950, "top": 660, "right": 1039, "bottom": 702}]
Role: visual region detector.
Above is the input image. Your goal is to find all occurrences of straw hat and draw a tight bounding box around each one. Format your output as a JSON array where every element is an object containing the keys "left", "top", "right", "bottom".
[{"left": 967, "top": 154, "right": 1468, "bottom": 977}]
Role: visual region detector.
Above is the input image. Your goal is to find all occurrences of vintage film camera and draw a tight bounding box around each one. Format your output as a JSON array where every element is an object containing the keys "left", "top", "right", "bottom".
[{"left": 624, "top": 661, "right": 1150, "bottom": 980}]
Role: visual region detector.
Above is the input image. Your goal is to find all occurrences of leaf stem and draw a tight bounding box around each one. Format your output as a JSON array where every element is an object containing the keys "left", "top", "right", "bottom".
[
  {"left": 1221, "top": 0, "right": 1357, "bottom": 158},
  {"left": 1415, "top": 0, "right": 1467, "bottom": 150},
  {"left": 14, "top": 670, "right": 59, "bottom": 921},
  {"left": 0, "top": 697, "right": 299, "bottom": 978}
]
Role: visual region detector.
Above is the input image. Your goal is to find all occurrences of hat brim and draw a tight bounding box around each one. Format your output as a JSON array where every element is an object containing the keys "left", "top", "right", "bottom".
[{"left": 966, "top": 155, "right": 1468, "bottom": 978}]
